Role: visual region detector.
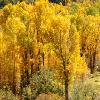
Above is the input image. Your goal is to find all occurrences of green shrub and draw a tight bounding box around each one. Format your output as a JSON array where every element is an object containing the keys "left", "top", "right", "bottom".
[
  {"left": 0, "top": 88, "right": 17, "bottom": 100},
  {"left": 71, "top": 81, "right": 97, "bottom": 100},
  {"left": 22, "top": 69, "right": 64, "bottom": 100}
]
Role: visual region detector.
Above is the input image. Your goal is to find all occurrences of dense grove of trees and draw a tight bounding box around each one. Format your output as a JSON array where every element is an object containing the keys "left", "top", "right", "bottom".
[{"left": 0, "top": 0, "right": 100, "bottom": 100}]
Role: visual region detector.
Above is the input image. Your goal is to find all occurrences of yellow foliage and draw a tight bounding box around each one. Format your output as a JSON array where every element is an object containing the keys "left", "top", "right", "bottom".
[{"left": 0, "top": 0, "right": 100, "bottom": 96}]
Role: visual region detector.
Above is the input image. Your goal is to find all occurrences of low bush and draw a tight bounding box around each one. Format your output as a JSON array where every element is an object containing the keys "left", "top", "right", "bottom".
[
  {"left": 22, "top": 69, "right": 64, "bottom": 100},
  {"left": 0, "top": 87, "right": 17, "bottom": 100},
  {"left": 71, "top": 81, "right": 97, "bottom": 100}
]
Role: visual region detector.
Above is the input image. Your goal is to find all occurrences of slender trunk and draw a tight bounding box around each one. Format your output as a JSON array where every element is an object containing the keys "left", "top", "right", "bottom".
[
  {"left": 48, "top": 53, "right": 50, "bottom": 68},
  {"left": 90, "top": 51, "right": 96, "bottom": 74},
  {"left": 31, "top": 64, "right": 34, "bottom": 77},
  {"left": 90, "top": 53, "right": 93, "bottom": 74},
  {"left": 37, "top": 28, "right": 41, "bottom": 71},
  {"left": 12, "top": 46, "right": 16, "bottom": 94},
  {"left": 25, "top": 68, "right": 30, "bottom": 85},
  {"left": 12, "top": 65, "right": 16, "bottom": 94},
  {"left": 64, "top": 70, "right": 69, "bottom": 100},
  {"left": 89, "top": 52, "right": 94, "bottom": 74},
  {"left": 37, "top": 49, "right": 40, "bottom": 71},
  {"left": 30, "top": 50, "right": 34, "bottom": 77},
  {"left": 42, "top": 52, "right": 45, "bottom": 67},
  {"left": 92, "top": 51, "right": 96, "bottom": 73},
  {"left": 63, "top": 60, "right": 69, "bottom": 100},
  {"left": 21, "top": 49, "right": 30, "bottom": 88},
  {"left": 25, "top": 49, "right": 30, "bottom": 85},
  {"left": 59, "top": 31, "right": 69, "bottom": 100}
]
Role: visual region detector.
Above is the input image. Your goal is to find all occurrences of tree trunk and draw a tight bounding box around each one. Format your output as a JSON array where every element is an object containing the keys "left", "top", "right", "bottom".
[
  {"left": 90, "top": 52, "right": 93, "bottom": 74},
  {"left": 63, "top": 60, "right": 69, "bottom": 100},
  {"left": 30, "top": 49, "right": 34, "bottom": 77},
  {"left": 90, "top": 51, "right": 96, "bottom": 74},
  {"left": 92, "top": 51, "right": 96, "bottom": 73},
  {"left": 37, "top": 49, "right": 41, "bottom": 71},
  {"left": 12, "top": 66, "right": 16, "bottom": 94},
  {"left": 24, "top": 49, "right": 30, "bottom": 85},
  {"left": 20, "top": 48, "right": 30, "bottom": 89},
  {"left": 42, "top": 52, "right": 45, "bottom": 67},
  {"left": 64, "top": 70, "right": 69, "bottom": 100},
  {"left": 12, "top": 46, "right": 16, "bottom": 94},
  {"left": 31, "top": 64, "right": 34, "bottom": 77}
]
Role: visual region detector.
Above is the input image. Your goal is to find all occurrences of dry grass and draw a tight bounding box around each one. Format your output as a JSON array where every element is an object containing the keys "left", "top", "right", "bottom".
[{"left": 36, "top": 93, "right": 64, "bottom": 100}]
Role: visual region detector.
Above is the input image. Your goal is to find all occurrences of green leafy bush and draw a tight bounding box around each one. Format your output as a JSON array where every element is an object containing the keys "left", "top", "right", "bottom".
[
  {"left": 0, "top": 88, "right": 17, "bottom": 100},
  {"left": 22, "top": 69, "right": 64, "bottom": 100},
  {"left": 71, "top": 81, "right": 97, "bottom": 100}
]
